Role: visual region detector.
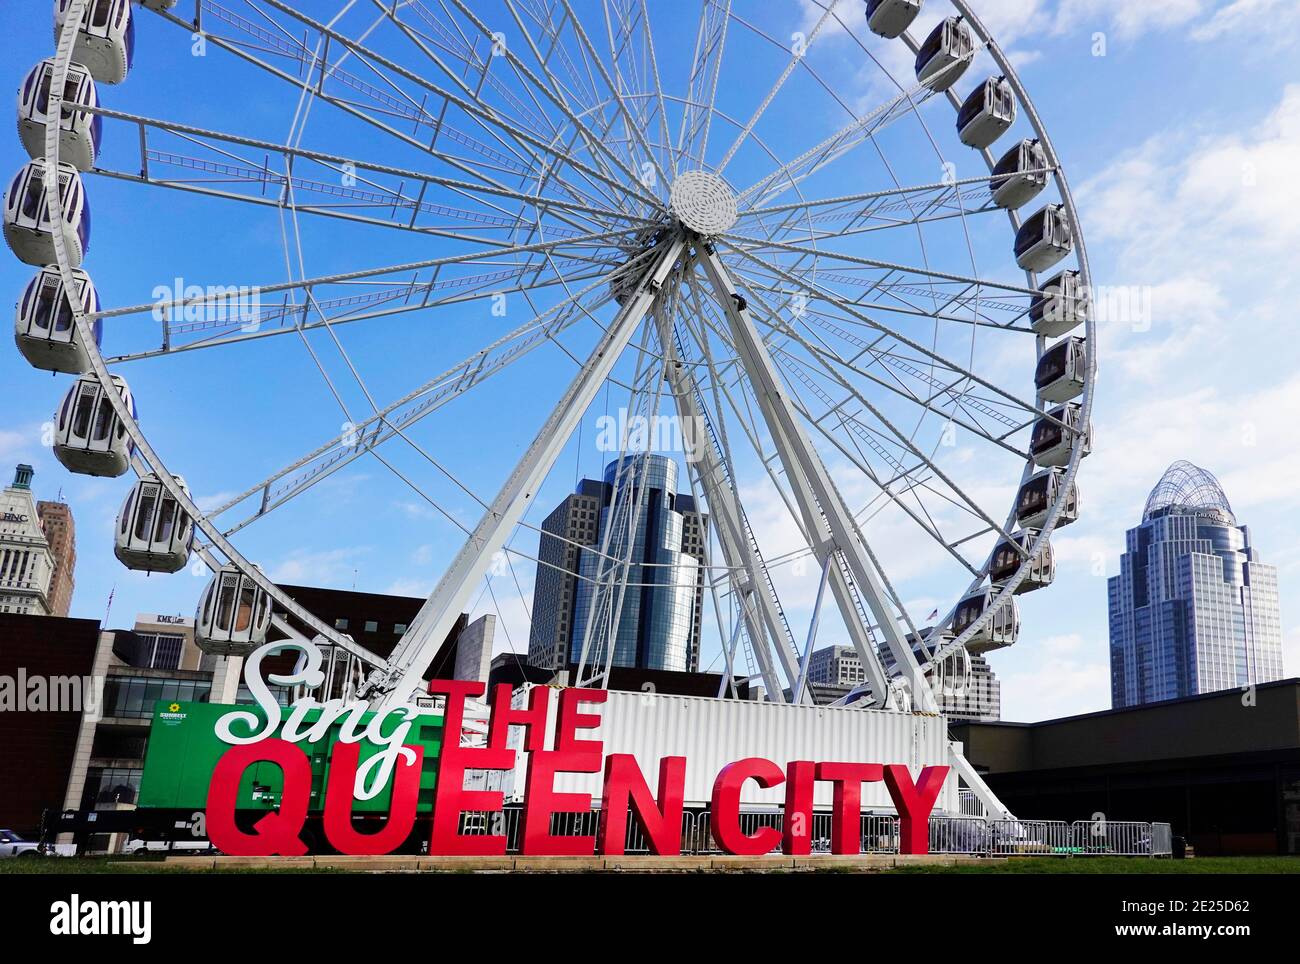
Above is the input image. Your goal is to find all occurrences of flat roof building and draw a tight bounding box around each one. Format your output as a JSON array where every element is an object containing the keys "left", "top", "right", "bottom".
[{"left": 952, "top": 678, "right": 1300, "bottom": 855}]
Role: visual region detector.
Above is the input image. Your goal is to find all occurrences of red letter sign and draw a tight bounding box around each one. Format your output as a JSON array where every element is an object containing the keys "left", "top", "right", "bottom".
[
  {"left": 520, "top": 749, "right": 602, "bottom": 855},
  {"left": 322, "top": 741, "right": 423, "bottom": 855},
  {"left": 554, "top": 687, "right": 607, "bottom": 753},
  {"left": 428, "top": 679, "right": 515, "bottom": 855},
  {"left": 597, "top": 755, "right": 686, "bottom": 856},
  {"left": 207, "top": 739, "right": 311, "bottom": 857},
  {"left": 884, "top": 764, "right": 950, "bottom": 855},
  {"left": 817, "top": 762, "right": 883, "bottom": 855},
  {"left": 487, "top": 683, "right": 549, "bottom": 751},
  {"left": 782, "top": 760, "right": 816, "bottom": 856},
  {"left": 710, "top": 758, "right": 784, "bottom": 856}
]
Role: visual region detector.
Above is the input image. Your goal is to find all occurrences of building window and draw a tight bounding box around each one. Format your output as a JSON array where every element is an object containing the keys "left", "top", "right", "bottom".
[
  {"left": 334, "top": 618, "right": 349, "bottom": 630},
  {"left": 394, "top": 623, "right": 408, "bottom": 635},
  {"left": 364, "top": 620, "right": 379, "bottom": 633},
  {"left": 82, "top": 766, "right": 142, "bottom": 809},
  {"left": 138, "top": 632, "right": 184, "bottom": 670}
]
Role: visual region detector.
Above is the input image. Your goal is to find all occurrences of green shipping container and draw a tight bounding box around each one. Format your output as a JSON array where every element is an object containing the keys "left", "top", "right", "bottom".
[{"left": 138, "top": 701, "right": 444, "bottom": 813}]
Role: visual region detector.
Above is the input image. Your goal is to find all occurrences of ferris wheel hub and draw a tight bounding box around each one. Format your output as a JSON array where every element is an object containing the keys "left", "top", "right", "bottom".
[{"left": 669, "top": 171, "right": 738, "bottom": 236}]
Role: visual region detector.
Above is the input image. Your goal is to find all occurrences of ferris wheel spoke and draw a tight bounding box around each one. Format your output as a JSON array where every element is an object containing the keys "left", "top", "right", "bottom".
[
  {"left": 550, "top": 0, "right": 670, "bottom": 191},
  {"left": 742, "top": 190, "right": 1005, "bottom": 247},
  {"left": 787, "top": 389, "right": 985, "bottom": 579},
  {"left": 150, "top": 1, "right": 559, "bottom": 188},
  {"left": 603, "top": 1, "right": 666, "bottom": 164},
  {"left": 431, "top": 0, "right": 662, "bottom": 210},
  {"left": 373, "top": 0, "right": 633, "bottom": 217},
  {"left": 675, "top": 0, "right": 729, "bottom": 170},
  {"left": 723, "top": 270, "right": 1025, "bottom": 555},
  {"left": 86, "top": 107, "right": 639, "bottom": 225},
  {"left": 632, "top": 0, "right": 677, "bottom": 180},
  {"left": 711, "top": 1, "right": 839, "bottom": 176},
  {"left": 723, "top": 233, "right": 1035, "bottom": 298},
  {"left": 87, "top": 111, "right": 649, "bottom": 252},
  {"left": 720, "top": 241, "right": 1048, "bottom": 426},
  {"left": 727, "top": 271, "right": 1036, "bottom": 433},
  {"left": 765, "top": 317, "right": 1032, "bottom": 462},
  {"left": 108, "top": 258, "right": 614, "bottom": 364},
  {"left": 732, "top": 84, "right": 943, "bottom": 211},
  {"left": 200, "top": 0, "right": 660, "bottom": 217},
  {"left": 378, "top": 0, "right": 557, "bottom": 137},
  {"left": 93, "top": 225, "right": 636, "bottom": 324},
  {"left": 209, "top": 258, "right": 642, "bottom": 538},
  {"left": 731, "top": 266, "right": 1034, "bottom": 336}
]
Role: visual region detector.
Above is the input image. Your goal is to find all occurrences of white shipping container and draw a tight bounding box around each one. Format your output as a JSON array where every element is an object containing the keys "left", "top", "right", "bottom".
[{"left": 488, "top": 687, "right": 958, "bottom": 812}]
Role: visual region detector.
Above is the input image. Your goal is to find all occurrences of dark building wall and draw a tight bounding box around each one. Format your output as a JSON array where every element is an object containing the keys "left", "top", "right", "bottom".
[
  {"left": 951, "top": 679, "right": 1300, "bottom": 855},
  {"left": 487, "top": 658, "right": 746, "bottom": 700},
  {"left": 0, "top": 613, "right": 100, "bottom": 835},
  {"left": 270, "top": 584, "right": 466, "bottom": 683}
]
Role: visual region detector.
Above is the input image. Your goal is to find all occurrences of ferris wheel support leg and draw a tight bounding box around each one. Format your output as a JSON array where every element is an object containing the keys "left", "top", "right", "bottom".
[
  {"left": 653, "top": 305, "right": 798, "bottom": 701},
  {"left": 947, "top": 741, "right": 1014, "bottom": 820},
  {"left": 696, "top": 246, "right": 935, "bottom": 713},
  {"left": 362, "top": 236, "right": 688, "bottom": 710}
]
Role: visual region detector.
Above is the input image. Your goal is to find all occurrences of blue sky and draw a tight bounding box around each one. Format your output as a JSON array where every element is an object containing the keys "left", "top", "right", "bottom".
[{"left": 2, "top": 0, "right": 1297, "bottom": 722}]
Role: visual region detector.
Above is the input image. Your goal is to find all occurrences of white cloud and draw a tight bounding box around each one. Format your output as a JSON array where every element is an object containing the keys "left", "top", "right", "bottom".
[
  {"left": 1190, "top": 0, "right": 1300, "bottom": 41},
  {"left": 270, "top": 546, "right": 371, "bottom": 586},
  {"left": 1053, "top": 0, "right": 1210, "bottom": 40},
  {"left": 995, "top": 646, "right": 1111, "bottom": 720}
]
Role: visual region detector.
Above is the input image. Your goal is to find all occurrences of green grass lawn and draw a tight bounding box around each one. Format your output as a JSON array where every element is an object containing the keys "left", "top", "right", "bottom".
[{"left": 3, "top": 855, "right": 1298, "bottom": 874}]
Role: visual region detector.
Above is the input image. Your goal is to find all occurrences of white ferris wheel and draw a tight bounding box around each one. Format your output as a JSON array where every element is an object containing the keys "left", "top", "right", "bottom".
[{"left": 10, "top": 0, "right": 1094, "bottom": 774}]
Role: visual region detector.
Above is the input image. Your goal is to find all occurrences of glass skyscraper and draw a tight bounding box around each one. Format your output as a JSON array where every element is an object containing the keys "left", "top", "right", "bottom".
[
  {"left": 528, "top": 455, "right": 707, "bottom": 673},
  {"left": 1108, "top": 461, "right": 1283, "bottom": 707}
]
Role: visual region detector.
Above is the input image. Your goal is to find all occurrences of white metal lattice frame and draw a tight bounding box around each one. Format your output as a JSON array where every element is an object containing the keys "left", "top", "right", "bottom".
[{"left": 37, "top": 0, "right": 1093, "bottom": 745}]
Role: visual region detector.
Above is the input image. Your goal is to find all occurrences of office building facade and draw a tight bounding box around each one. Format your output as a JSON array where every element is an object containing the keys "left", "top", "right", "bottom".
[
  {"left": 809, "top": 641, "right": 1002, "bottom": 721},
  {"left": 37, "top": 499, "right": 75, "bottom": 617},
  {"left": 529, "top": 455, "right": 707, "bottom": 674},
  {"left": 1109, "top": 461, "right": 1284, "bottom": 708},
  {"left": 0, "top": 464, "right": 54, "bottom": 616}
]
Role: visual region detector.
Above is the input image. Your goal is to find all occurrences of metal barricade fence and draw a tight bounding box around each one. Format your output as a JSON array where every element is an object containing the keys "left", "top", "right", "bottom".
[
  {"left": 455, "top": 808, "right": 1169, "bottom": 857},
  {"left": 1069, "top": 819, "right": 1161, "bottom": 856},
  {"left": 986, "top": 819, "right": 1072, "bottom": 855},
  {"left": 1151, "top": 822, "right": 1173, "bottom": 857}
]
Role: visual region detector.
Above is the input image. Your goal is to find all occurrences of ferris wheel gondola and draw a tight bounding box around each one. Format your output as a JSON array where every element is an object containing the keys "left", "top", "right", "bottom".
[
  {"left": 865, "top": 0, "right": 923, "bottom": 39},
  {"left": 1015, "top": 203, "right": 1073, "bottom": 272},
  {"left": 956, "top": 76, "right": 1015, "bottom": 149},
  {"left": 3, "top": 159, "right": 90, "bottom": 268},
  {"left": 989, "top": 530, "right": 1054, "bottom": 594},
  {"left": 951, "top": 588, "right": 1019, "bottom": 653},
  {"left": 115, "top": 473, "right": 195, "bottom": 573},
  {"left": 1016, "top": 468, "right": 1079, "bottom": 530},
  {"left": 53, "top": 0, "right": 134, "bottom": 85},
  {"left": 915, "top": 16, "right": 974, "bottom": 91},
  {"left": 990, "top": 138, "right": 1049, "bottom": 210},
  {"left": 52, "top": 372, "right": 134, "bottom": 477},
  {"left": 14, "top": 265, "right": 101, "bottom": 373},
  {"left": 1031, "top": 402, "right": 1092, "bottom": 468},
  {"left": 195, "top": 564, "right": 273, "bottom": 656},
  {"left": 1035, "top": 336, "right": 1088, "bottom": 403},
  {"left": 1029, "top": 269, "right": 1088, "bottom": 337},
  {"left": 18, "top": 59, "right": 102, "bottom": 172}
]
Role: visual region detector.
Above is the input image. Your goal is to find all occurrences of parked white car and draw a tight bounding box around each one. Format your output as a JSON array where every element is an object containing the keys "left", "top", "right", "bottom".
[
  {"left": 0, "top": 829, "right": 74, "bottom": 857},
  {"left": 0, "top": 829, "right": 41, "bottom": 857},
  {"left": 121, "top": 838, "right": 213, "bottom": 855}
]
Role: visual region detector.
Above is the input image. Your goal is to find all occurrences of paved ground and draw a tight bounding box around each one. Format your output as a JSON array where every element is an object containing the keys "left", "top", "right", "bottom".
[{"left": 5, "top": 854, "right": 1297, "bottom": 873}]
